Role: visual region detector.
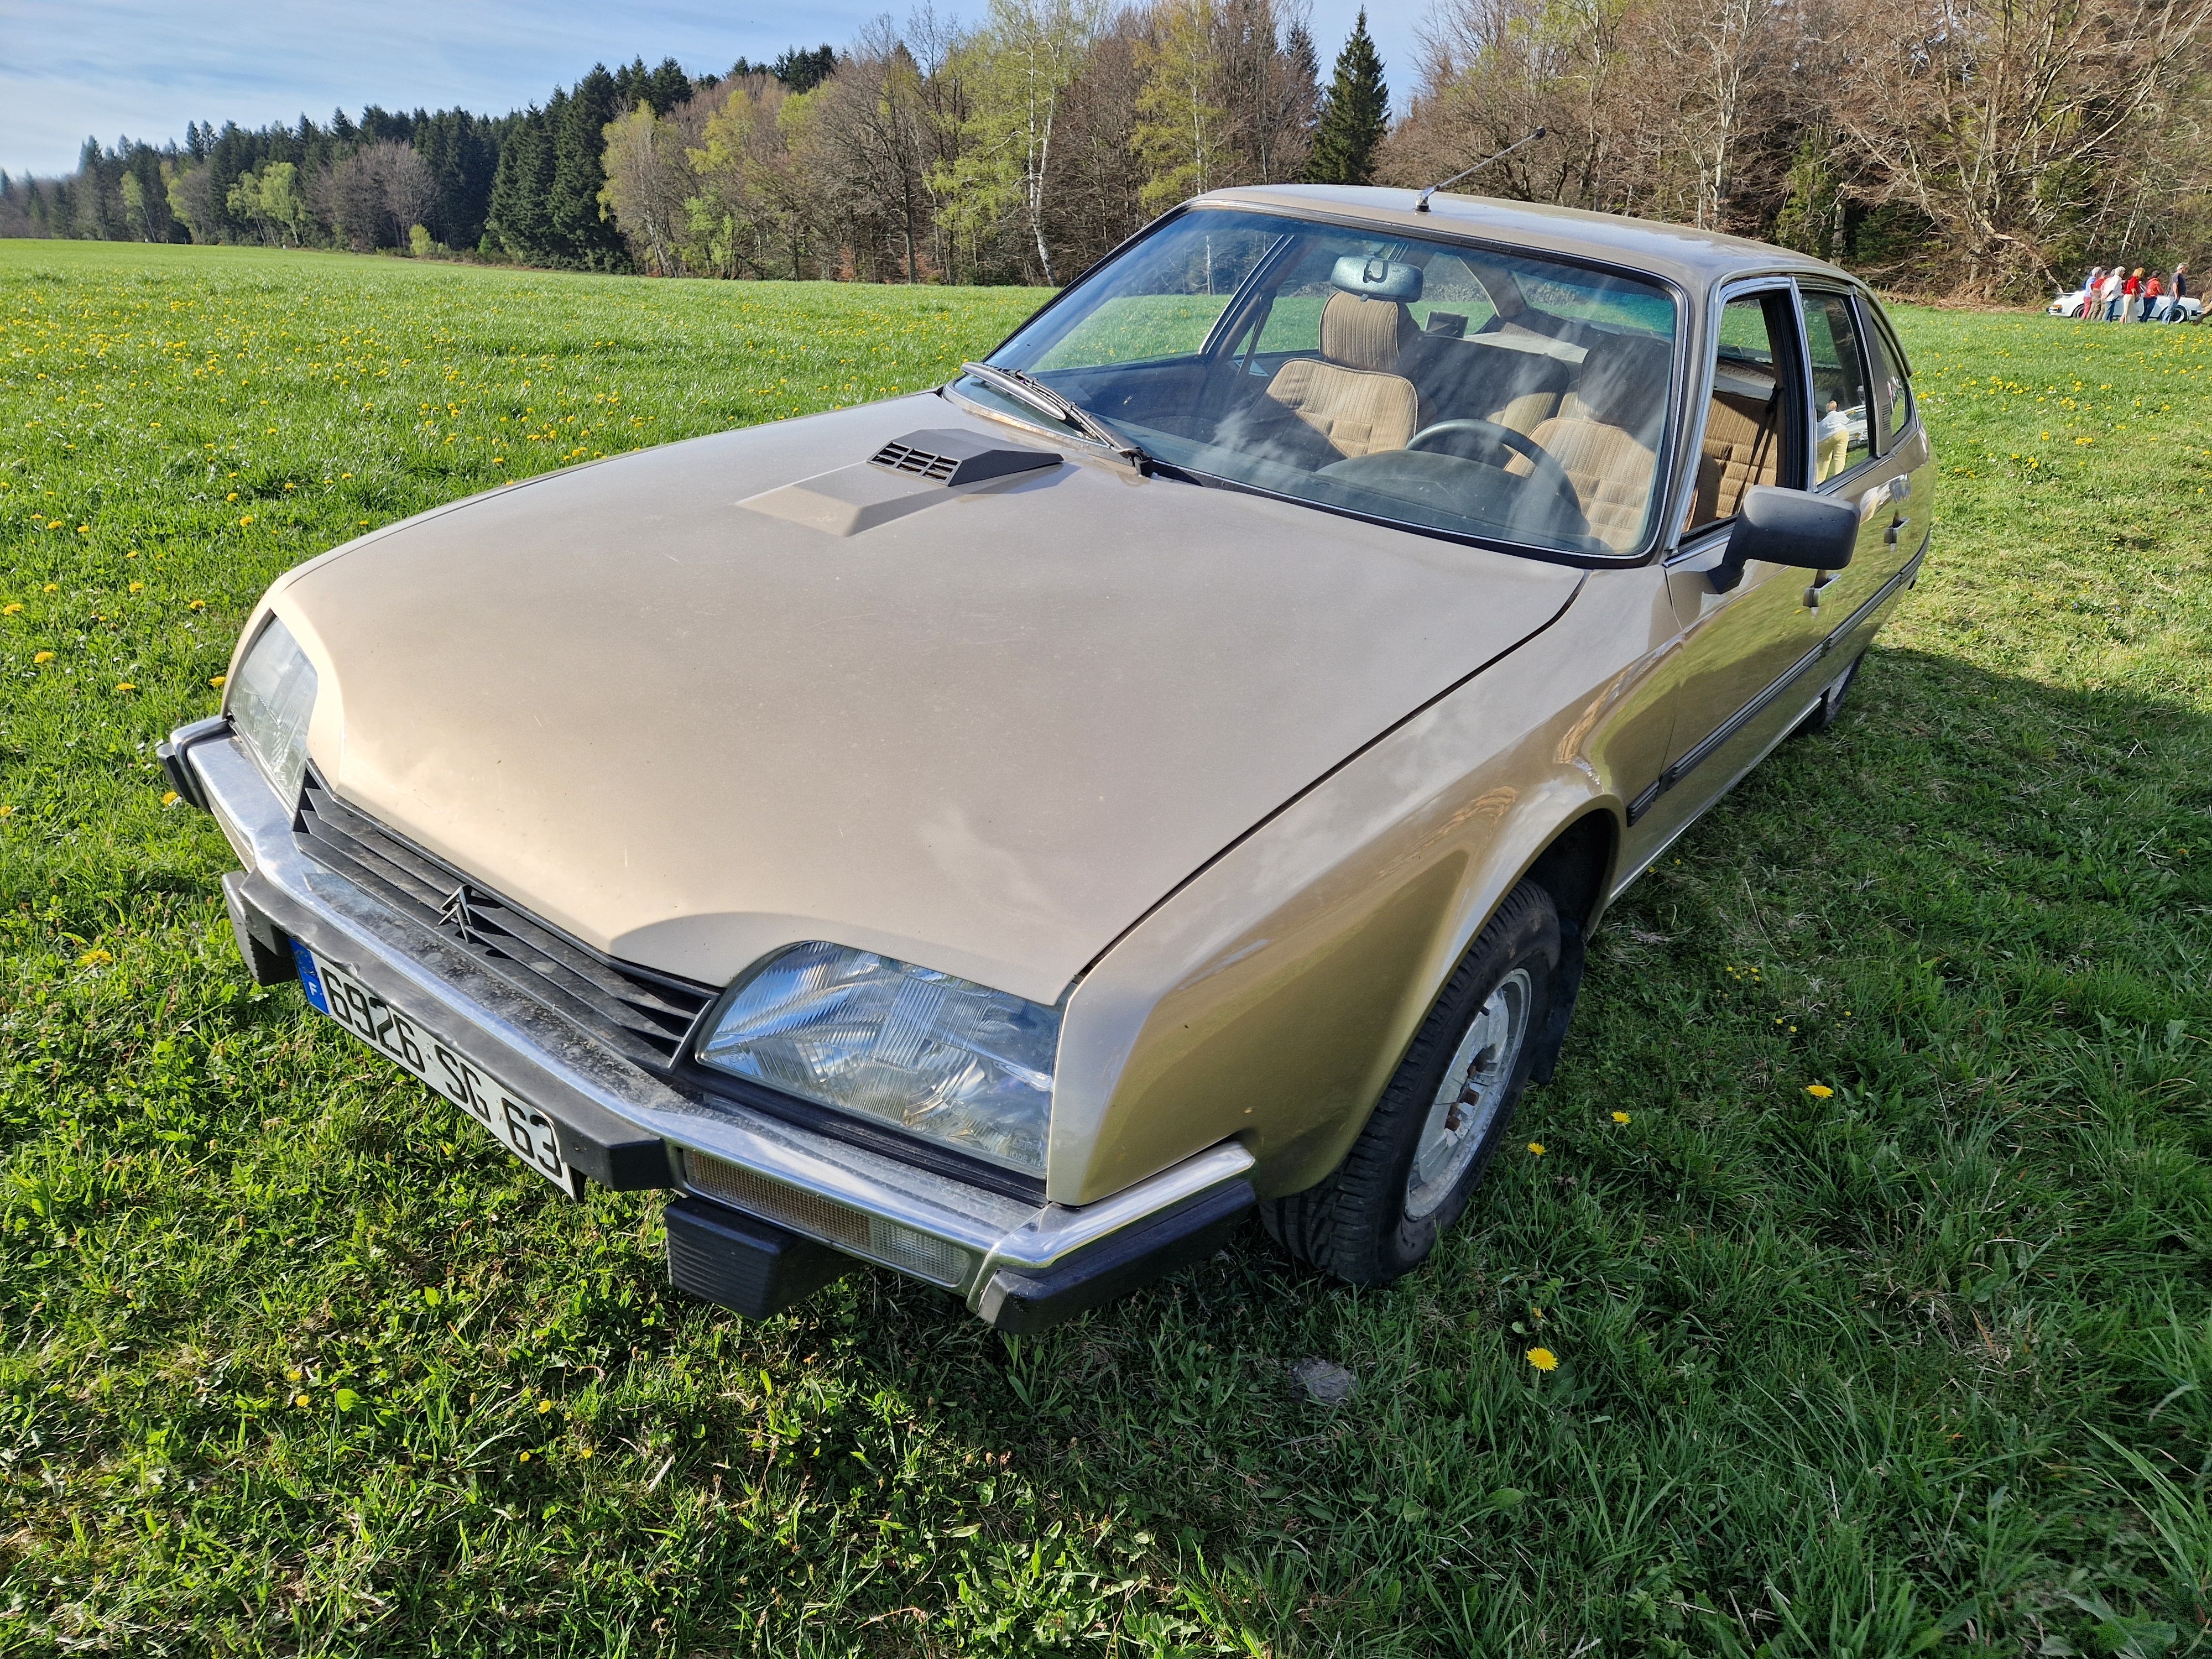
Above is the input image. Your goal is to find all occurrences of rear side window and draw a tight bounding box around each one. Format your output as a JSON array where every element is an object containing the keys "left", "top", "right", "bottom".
[
  {"left": 1861, "top": 303, "right": 1913, "bottom": 451},
  {"left": 1799, "top": 291, "right": 1873, "bottom": 483}
]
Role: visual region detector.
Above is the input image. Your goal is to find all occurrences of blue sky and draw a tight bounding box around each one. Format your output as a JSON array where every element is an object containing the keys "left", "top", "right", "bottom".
[{"left": 1, "top": 0, "right": 1424, "bottom": 180}]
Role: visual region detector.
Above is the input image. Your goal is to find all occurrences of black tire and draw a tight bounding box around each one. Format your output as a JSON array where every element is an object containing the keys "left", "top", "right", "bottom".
[
  {"left": 1806, "top": 650, "right": 1864, "bottom": 735},
  {"left": 1261, "top": 881, "right": 1560, "bottom": 1286}
]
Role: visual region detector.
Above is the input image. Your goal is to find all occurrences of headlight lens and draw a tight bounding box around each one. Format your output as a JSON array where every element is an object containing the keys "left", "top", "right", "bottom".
[
  {"left": 696, "top": 941, "right": 1058, "bottom": 1176},
  {"left": 228, "top": 617, "right": 319, "bottom": 801}
]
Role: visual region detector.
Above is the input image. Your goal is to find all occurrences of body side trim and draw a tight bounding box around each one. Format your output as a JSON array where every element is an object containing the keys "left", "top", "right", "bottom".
[{"left": 1625, "top": 531, "right": 1926, "bottom": 826}]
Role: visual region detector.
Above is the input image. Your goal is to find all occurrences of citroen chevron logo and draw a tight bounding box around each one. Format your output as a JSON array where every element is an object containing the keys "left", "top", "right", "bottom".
[{"left": 438, "top": 882, "right": 481, "bottom": 945}]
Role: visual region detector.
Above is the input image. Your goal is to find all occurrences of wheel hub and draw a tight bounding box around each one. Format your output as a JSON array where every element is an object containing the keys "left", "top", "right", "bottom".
[{"left": 1405, "top": 968, "right": 1532, "bottom": 1220}]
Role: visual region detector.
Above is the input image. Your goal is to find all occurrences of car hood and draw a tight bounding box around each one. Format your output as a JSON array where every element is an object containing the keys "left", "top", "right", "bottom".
[{"left": 267, "top": 394, "right": 1581, "bottom": 1004}]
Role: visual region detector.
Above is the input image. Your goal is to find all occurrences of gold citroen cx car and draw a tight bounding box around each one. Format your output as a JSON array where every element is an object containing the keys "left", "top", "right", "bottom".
[{"left": 163, "top": 186, "right": 1931, "bottom": 1330}]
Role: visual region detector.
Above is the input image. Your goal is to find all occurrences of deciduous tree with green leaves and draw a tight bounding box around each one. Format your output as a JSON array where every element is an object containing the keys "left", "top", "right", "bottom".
[
  {"left": 937, "top": 0, "right": 1101, "bottom": 285},
  {"left": 1134, "top": 0, "right": 1232, "bottom": 211}
]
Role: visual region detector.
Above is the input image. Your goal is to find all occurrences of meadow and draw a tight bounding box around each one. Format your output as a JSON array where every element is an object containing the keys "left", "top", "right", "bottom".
[{"left": 1, "top": 240, "right": 2208, "bottom": 1657}]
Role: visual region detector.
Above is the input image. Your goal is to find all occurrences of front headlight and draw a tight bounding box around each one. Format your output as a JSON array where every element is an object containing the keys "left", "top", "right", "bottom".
[
  {"left": 696, "top": 941, "right": 1058, "bottom": 1177},
  {"left": 228, "top": 616, "right": 319, "bottom": 801}
]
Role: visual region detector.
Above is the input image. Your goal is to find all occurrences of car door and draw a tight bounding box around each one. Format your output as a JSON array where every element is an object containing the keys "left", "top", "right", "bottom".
[
  {"left": 1849, "top": 294, "right": 1935, "bottom": 614},
  {"left": 1619, "top": 279, "right": 1827, "bottom": 863},
  {"left": 1796, "top": 285, "right": 1920, "bottom": 629}
]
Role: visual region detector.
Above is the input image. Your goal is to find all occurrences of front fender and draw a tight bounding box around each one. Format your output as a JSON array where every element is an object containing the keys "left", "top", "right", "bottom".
[{"left": 1048, "top": 562, "right": 1677, "bottom": 1206}]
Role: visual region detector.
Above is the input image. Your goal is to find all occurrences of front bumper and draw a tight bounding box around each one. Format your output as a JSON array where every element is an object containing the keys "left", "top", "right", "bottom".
[{"left": 171, "top": 721, "right": 1253, "bottom": 1325}]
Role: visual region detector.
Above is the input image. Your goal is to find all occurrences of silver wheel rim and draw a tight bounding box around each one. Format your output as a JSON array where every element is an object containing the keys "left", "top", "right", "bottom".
[{"left": 1405, "top": 968, "right": 1533, "bottom": 1220}]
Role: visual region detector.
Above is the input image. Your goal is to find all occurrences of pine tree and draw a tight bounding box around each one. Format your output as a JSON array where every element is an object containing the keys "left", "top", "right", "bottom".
[
  {"left": 486, "top": 103, "right": 555, "bottom": 259},
  {"left": 1306, "top": 9, "right": 1387, "bottom": 186},
  {"left": 549, "top": 66, "right": 624, "bottom": 268}
]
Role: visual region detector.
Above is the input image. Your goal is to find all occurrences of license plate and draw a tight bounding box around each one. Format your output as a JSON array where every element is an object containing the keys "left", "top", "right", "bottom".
[{"left": 293, "top": 942, "right": 583, "bottom": 1198}]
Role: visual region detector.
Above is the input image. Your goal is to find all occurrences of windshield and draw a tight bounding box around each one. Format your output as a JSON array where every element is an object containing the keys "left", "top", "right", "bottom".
[{"left": 959, "top": 207, "right": 1681, "bottom": 559}]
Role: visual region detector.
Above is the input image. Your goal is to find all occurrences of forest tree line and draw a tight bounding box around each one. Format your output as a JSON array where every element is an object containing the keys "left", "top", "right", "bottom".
[{"left": 4, "top": 0, "right": 2208, "bottom": 300}]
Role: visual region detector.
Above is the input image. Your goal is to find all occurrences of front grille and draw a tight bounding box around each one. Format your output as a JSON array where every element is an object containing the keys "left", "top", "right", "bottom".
[
  {"left": 294, "top": 770, "right": 716, "bottom": 1069},
  {"left": 868, "top": 440, "right": 960, "bottom": 481}
]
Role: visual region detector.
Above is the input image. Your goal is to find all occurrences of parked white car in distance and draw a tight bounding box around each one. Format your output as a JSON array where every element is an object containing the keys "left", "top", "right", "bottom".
[{"left": 2051, "top": 289, "right": 2204, "bottom": 321}]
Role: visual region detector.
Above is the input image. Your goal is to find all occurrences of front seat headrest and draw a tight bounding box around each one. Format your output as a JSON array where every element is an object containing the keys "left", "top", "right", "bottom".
[
  {"left": 1320, "top": 291, "right": 1414, "bottom": 373},
  {"left": 1570, "top": 331, "right": 1674, "bottom": 435},
  {"left": 1330, "top": 254, "right": 1424, "bottom": 302}
]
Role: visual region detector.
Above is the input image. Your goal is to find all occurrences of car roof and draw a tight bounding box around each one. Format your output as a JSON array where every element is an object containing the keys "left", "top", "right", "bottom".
[{"left": 1189, "top": 184, "right": 1850, "bottom": 297}]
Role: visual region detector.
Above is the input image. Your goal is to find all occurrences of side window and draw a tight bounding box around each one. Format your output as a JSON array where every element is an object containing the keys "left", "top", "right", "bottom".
[
  {"left": 1684, "top": 292, "right": 1796, "bottom": 533},
  {"left": 1860, "top": 302, "right": 1913, "bottom": 451},
  {"left": 1799, "top": 291, "right": 1873, "bottom": 482}
]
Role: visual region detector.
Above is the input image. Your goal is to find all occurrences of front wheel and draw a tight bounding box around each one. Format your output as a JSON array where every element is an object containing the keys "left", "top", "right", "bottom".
[{"left": 1262, "top": 882, "right": 1559, "bottom": 1286}]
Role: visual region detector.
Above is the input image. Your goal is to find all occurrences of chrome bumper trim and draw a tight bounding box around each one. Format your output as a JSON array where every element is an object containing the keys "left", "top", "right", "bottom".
[{"left": 180, "top": 729, "right": 1254, "bottom": 1306}]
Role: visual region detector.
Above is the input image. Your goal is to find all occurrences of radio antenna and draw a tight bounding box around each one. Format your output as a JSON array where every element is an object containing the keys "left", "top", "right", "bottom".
[{"left": 1413, "top": 128, "right": 1547, "bottom": 213}]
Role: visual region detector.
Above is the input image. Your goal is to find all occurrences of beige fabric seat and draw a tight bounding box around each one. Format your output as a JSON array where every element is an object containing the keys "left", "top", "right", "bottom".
[
  {"left": 1509, "top": 332, "right": 1672, "bottom": 552},
  {"left": 1262, "top": 291, "right": 1420, "bottom": 459},
  {"left": 1683, "top": 369, "right": 1781, "bottom": 529}
]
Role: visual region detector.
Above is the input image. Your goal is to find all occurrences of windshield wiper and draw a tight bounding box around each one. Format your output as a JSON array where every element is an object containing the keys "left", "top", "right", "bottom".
[{"left": 957, "top": 361, "right": 1154, "bottom": 472}]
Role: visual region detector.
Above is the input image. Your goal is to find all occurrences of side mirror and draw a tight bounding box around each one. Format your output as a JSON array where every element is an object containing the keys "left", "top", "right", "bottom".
[{"left": 1711, "top": 486, "right": 1859, "bottom": 592}]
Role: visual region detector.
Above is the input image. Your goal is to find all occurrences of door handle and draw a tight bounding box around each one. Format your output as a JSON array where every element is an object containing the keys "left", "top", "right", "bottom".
[
  {"left": 1802, "top": 568, "right": 1843, "bottom": 609},
  {"left": 1884, "top": 514, "right": 1905, "bottom": 545}
]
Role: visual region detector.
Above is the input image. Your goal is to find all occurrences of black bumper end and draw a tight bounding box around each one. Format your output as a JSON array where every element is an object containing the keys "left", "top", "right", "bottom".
[
  {"left": 157, "top": 716, "right": 228, "bottom": 812},
  {"left": 222, "top": 871, "right": 299, "bottom": 987},
  {"left": 665, "top": 1196, "right": 849, "bottom": 1317},
  {"left": 977, "top": 1178, "right": 1255, "bottom": 1334}
]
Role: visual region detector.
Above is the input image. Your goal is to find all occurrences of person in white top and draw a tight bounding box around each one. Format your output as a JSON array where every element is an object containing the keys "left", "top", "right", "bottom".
[{"left": 2098, "top": 265, "right": 2126, "bottom": 321}]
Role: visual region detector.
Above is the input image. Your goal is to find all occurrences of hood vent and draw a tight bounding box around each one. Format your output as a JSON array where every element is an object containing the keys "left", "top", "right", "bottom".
[
  {"left": 743, "top": 426, "right": 1064, "bottom": 536},
  {"left": 868, "top": 429, "right": 1061, "bottom": 487}
]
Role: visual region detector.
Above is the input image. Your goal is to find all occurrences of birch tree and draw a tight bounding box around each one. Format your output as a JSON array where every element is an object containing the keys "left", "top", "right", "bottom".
[{"left": 939, "top": 0, "right": 1100, "bottom": 283}]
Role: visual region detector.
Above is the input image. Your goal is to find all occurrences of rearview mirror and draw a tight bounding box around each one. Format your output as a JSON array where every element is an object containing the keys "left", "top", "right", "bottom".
[{"left": 1712, "top": 486, "right": 1858, "bottom": 592}]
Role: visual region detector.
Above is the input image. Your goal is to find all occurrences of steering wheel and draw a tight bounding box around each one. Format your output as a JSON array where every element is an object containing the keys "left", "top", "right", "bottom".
[{"left": 1406, "top": 418, "right": 1582, "bottom": 519}]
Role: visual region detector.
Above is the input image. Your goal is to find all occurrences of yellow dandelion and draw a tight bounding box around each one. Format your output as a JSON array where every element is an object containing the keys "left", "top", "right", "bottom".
[
  {"left": 189, "top": 599, "right": 206, "bottom": 610},
  {"left": 1806, "top": 1083, "right": 1834, "bottom": 1099},
  {"left": 1526, "top": 1347, "right": 1558, "bottom": 1371},
  {"left": 285, "top": 1369, "right": 302, "bottom": 1381},
  {"left": 238, "top": 515, "right": 254, "bottom": 526},
  {"left": 115, "top": 681, "right": 136, "bottom": 692},
  {"left": 225, "top": 492, "right": 237, "bottom": 502},
  {"left": 34, "top": 651, "right": 53, "bottom": 664},
  {"left": 1611, "top": 1111, "right": 1631, "bottom": 1124},
  {"left": 41, "top": 583, "right": 56, "bottom": 593},
  {"left": 128, "top": 581, "right": 144, "bottom": 593},
  {"left": 538, "top": 1400, "right": 553, "bottom": 1414},
  {"left": 577, "top": 1446, "right": 594, "bottom": 1459},
  {"left": 519, "top": 1451, "right": 531, "bottom": 1462},
  {"left": 161, "top": 791, "right": 180, "bottom": 807},
  {"left": 294, "top": 1394, "right": 310, "bottom": 1408},
  {"left": 210, "top": 675, "right": 227, "bottom": 688},
  {"left": 1527, "top": 1141, "right": 1545, "bottom": 1156}
]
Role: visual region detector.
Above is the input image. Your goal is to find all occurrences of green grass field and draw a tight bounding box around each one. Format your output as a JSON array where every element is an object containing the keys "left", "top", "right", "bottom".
[{"left": 2, "top": 240, "right": 2209, "bottom": 1657}]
